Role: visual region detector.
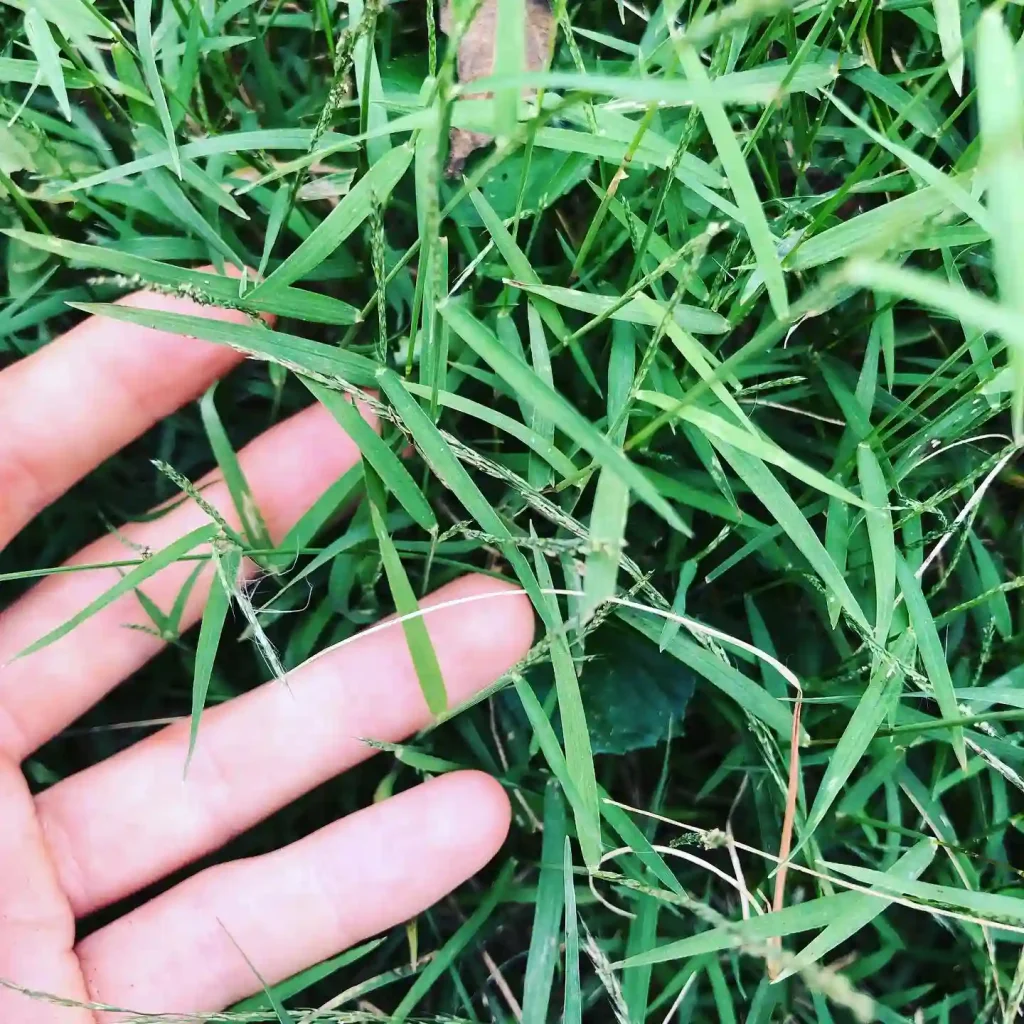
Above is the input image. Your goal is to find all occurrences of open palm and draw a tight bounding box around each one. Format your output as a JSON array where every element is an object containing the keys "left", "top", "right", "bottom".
[{"left": 0, "top": 284, "right": 533, "bottom": 1021}]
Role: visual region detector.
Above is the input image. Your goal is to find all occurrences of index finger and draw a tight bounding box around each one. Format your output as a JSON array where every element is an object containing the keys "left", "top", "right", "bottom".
[{"left": 0, "top": 285, "right": 252, "bottom": 550}]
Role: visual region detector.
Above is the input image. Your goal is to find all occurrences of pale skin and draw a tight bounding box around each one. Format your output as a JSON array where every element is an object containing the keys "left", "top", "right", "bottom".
[{"left": 0, "top": 279, "right": 535, "bottom": 1022}]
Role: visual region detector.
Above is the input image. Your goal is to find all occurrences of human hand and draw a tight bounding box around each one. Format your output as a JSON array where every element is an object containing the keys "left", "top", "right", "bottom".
[{"left": 0, "top": 285, "right": 534, "bottom": 1021}]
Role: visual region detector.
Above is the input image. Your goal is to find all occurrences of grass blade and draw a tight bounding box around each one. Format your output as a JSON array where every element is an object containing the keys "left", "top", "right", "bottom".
[
  {"left": 856, "top": 442, "right": 895, "bottom": 649},
  {"left": 186, "top": 544, "right": 240, "bottom": 772},
  {"left": 439, "top": 300, "right": 689, "bottom": 534},
  {"left": 14, "top": 524, "right": 218, "bottom": 660},
  {"left": 363, "top": 466, "right": 447, "bottom": 716},
  {"left": 671, "top": 36, "right": 788, "bottom": 319},
  {"left": 23, "top": 8, "right": 70, "bottom": 120},
  {"left": 303, "top": 379, "right": 437, "bottom": 533},
  {"left": 977, "top": 8, "right": 1024, "bottom": 442},
  {"left": 134, "top": 0, "right": 181, "bottom": 178},
  {"left": 894, "top": 554, "right": 968, "bottom": 768},
  {"left": 252, "top": 143, "right": 413, "bottom": 294},
  {"left": 522, "top": 781, "right": 568, "bottom": 1024}
]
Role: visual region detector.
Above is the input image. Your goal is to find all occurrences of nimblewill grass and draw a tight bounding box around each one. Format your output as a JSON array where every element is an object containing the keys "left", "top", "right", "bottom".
[{"left": 3, "top": 0, "right": 1024, "bottom": 1020}]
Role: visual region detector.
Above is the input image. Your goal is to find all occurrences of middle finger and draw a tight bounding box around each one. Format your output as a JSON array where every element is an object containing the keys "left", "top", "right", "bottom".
[{"left": 34, "top": 573, "right": 534, "bottom": 918}]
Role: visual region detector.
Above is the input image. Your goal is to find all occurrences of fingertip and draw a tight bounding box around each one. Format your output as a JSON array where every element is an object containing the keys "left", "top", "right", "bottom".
[
  {"left": 425, "top": 771, "right": 512, "bottom": 868},
  {"left": 427, "top": 574, "right": 536, "bottom": 672}
]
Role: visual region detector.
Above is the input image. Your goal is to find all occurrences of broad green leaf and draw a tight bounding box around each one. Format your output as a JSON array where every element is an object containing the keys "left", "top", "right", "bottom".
[
  {"left": 439, "top": 300, "right": 689, "bottom": 534},
  {"left": 303, "top": 379, "right": 437, "bottom": 533},
  {"left": 895, "top": 554, "right": 967, "bottom": 768},
  {"left": 252, "top": 144, "right": 413, "bottom": 294},
  {"left": 363, "top": 467, "right": 447, "bottom": 715},
  {"left": 618, "top": 607, "right": 793, "bottom": 737}
]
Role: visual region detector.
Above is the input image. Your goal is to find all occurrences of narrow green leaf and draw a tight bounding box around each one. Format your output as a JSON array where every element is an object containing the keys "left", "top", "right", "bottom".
[
  {"left": 895, "top": 554, "right": 967, "bottom": 768},
  {"left": 803, "top": 631, "right": 915, "bottom": 842},
  {"left": 977, "top": 8, "right": 1024, "bottom": 442},
  {"left": 522, "top": 782, "right": 567, "bottom": 1024},
  {"left": 363, "top": 467, "right": 447, "bottom": 716},
  {"left": 780, "top": 839, "right": 937, "bottom": 980},
  {"left": 933, "top": 0, "right": 963, "bottom": 94},
  {"left": 69, "top": 302, "right": 379, "bottom": 385},
  {"left": 187, "top": 545, "right": 240, "bottom": 771},
  {"left": 135, "top": 0, "right": 181, "bottom": 178},
  {"left": 304, "top": 379, "right": 437, "bottom": 533},
  {"left": 392, "top": 861, "right": 515, "bottom": 1022},
  {"left": 200, "top": 384, "right": 274, "bottom": 552},
  {"left": 563, "top": 838, "right": 582, "bottom": 1024},
  {"left": 514, "top": 280, "right": 730, "bottom": 335},
  {"left": 620, "top": 893, "right": 854, "bottom": 967},
  {"left": 252, "top": 144, "right": 413, "bottom": 294},
  {"left": 5, "top": 231, "right": 359, "bottom": 324},
  {"left": 636, "top": 394, "right": 868, "bottom": 508},
  {"left": 23, "top": 8, "right": 70, "bottom": 119},
  {"left": 672, "top": 38, "right": 788, "bottom": 319},
  {"left": 15, "top": 524, "right": 218, "bottom": 660},
  {"left": 582, "top": 468, "right": 629, "bottom": 621},
  {"left": 710, "top": 441, "right": 869, "bottom": 631},
  {"left": 857, "top": 443, "right": 895, "bottom": 648},
  {"left": 375, "top": 367, "right": 546, "bottom": 606},
  {"left": 532, "top": 547, "right": 603, "bottom": 870},
  {"left": 467, "top": 186, "right": 601, "bottom": 395},
  {"left": 439, "top": 300, "right": 689, "bottom": 534}
]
